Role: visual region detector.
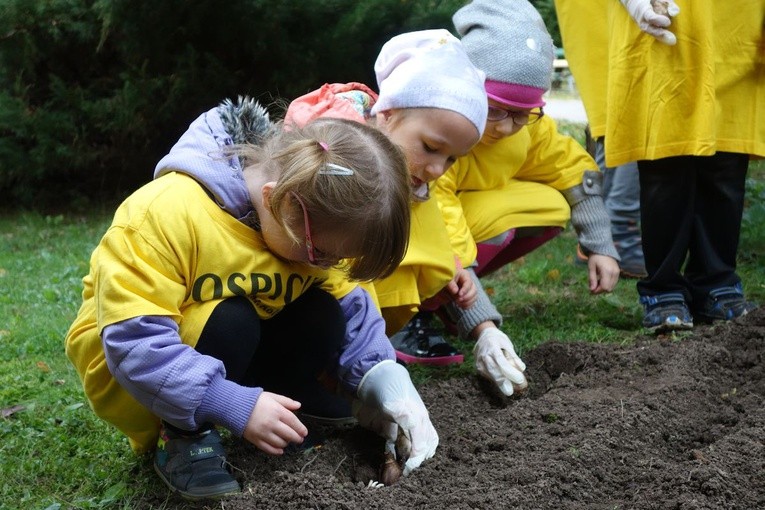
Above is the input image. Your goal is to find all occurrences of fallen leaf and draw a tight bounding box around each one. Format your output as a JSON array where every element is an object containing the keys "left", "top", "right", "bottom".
[
  {"left": 2, "top": 404, "right": 26, "bottom": 419},
  {"left": 37, "top": 361, "right": 51, "bottom": 372},
  {"left": 547, "top": 269, "right": 561, "bottom": 281}
]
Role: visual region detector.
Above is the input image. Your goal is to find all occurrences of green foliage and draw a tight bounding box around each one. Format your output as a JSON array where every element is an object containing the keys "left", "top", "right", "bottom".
[
  {"left": 530, "top": 0, "right": 562, "bottom": 47},
  {"left": 0, "top": 0, "right": 467, "bottom": 211}
]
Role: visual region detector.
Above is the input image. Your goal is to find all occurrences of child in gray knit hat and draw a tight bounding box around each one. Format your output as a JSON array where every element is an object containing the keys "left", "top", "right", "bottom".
[{"left": 430, "top": 0, "right": 621, "bottom": 398}]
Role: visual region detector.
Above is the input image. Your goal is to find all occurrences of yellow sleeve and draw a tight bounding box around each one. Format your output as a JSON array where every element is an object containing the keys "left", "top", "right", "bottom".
[
  {"left": 320, "top": 266, "right": 366, "bottom": 302},
  {"left": 433, "top": 160, "right": 479, "bottom": 267},
  {"left": 516, "top": 116, "right": 599, "bottom": 191}
]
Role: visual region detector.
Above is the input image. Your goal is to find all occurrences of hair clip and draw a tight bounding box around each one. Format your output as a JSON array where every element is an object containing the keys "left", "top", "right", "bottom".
[
  {"left": 319, "top": 163, "right": 354, "bottom": 176},
  {"left": 318, "top": 141, "right": 329, "bottom": 152}
]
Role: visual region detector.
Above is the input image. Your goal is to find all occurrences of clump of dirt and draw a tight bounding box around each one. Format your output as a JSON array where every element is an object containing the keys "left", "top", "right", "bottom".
[{"left": 138, "top": 307, "right": 765, "bottom": 509}]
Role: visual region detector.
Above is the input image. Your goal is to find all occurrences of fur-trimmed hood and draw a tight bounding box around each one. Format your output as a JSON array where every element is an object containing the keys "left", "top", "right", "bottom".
[{"left": 154, "top": 96, "right": 273, "bottom": 220}]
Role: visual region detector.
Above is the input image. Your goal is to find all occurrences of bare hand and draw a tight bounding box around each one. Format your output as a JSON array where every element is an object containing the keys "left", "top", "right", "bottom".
[
  {"left": 243, "top": 392, "right": 308, "bottom": 455},
  {"left": 587, "top": 254, "right": 620, "bottom": 294},
  {"left": 444, "top": 268, "right": 478, "bottom": 309}
]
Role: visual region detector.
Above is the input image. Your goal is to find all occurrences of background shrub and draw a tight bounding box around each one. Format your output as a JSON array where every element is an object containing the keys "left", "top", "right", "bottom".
[{"left": 0, "top": 0, "right": 560, "bottom": 211}]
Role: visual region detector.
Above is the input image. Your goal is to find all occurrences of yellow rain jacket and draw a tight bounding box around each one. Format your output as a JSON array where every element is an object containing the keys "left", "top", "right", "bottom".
[{"left": 434, "top": 116, "right": 596, "bottom": 267}]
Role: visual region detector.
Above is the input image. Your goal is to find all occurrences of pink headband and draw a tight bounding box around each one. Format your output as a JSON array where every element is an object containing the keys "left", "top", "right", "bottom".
[{"left": 485, "top": 80, "right": 546, "bottom": 109}]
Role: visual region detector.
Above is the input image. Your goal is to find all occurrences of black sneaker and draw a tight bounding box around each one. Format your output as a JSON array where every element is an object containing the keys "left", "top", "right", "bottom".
[
  {"left": 694, "top": 283, "right": 758, "bottom": 323},
  {"left": 154, "top": 423, "right": 240, "bottom": 500},
  {"left": 390, "top": 311, "right": 463, "bottom": 365},
  {"left": 639, "top": 292, "right": 694, "bottom": 332},
  {"left": 294, "top": 383, "right": 358, "bottom": 430}
]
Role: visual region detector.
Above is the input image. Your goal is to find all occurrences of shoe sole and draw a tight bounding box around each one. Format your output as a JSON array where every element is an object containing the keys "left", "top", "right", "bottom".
[
  {"left": 620, "top": 269, "right": 647, "bottom": 279},
  {"left": 153, "top": 462, "right": 241, "bottom": 501},
  {"left": 395, "top": 350, "right": 464, "bottom": 366},
  {"left": 694, "top": 307, "right": 752, "bottom": 324},
  {"left": 644, "top": 318, "right": 694, "bottom": 333}
]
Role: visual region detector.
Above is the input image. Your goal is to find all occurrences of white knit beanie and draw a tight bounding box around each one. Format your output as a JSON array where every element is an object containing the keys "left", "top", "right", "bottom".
[
  {"left": 454, "top": 0, "right": 554, "bottom": 108},
  {"left": 371, "top": 29, "right": 488, "bottom": 137}
]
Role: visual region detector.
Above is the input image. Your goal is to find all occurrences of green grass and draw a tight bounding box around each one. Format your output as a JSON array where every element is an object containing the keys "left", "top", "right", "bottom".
[{"left": 1, "top": 159, "right": 763, "bottom": 509}]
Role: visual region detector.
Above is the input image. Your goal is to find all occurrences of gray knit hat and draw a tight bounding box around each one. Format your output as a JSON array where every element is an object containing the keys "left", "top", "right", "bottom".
[{"left": 454, "top": 0, "right": 554, "bottom": 108}]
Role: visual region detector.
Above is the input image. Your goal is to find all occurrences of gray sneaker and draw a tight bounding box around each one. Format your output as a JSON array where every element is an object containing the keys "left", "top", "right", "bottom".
[{"left": 153, "top": 423, "right": 240, "bottom": 500}]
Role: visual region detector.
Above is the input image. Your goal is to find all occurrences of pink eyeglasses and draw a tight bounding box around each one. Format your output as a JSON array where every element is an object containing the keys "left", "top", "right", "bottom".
[{"left": 291, "top": 192, "right": 316, "bottom": 263}]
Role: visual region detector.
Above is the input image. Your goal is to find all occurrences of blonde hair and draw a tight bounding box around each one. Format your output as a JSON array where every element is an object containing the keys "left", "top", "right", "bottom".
[{"left": 239, "top": 118, "right": 411, "bottom": 281}]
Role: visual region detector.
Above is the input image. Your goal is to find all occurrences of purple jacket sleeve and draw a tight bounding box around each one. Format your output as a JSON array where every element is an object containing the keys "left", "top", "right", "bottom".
[
  {"left": 101, "top": 316, "right": 262, "bottom": 436},
  {"left": 336, "top": 286, "right": 395, "bottom": 393}
]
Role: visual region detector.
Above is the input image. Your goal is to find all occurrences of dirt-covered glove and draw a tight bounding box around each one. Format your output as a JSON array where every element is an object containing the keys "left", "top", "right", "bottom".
[
  {"left": 620, "top": 0, "right": 680, "bottom": 45},
  {"left": 355, "top": 360, "right": 438, "bottom": 475},
  {"left": 474, "top": 328, "right": 528, "bottom": 396}
]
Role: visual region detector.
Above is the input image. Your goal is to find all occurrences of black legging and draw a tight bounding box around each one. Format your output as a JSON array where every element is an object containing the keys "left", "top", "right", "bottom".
[{"left": 194, "top": 287, "right": 349, "bottom": 417}]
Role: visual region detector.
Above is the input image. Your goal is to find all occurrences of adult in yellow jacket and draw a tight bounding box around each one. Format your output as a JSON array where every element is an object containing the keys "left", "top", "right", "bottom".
[{"left": 606, "top": 0, "right": 764, "bottom": 331}]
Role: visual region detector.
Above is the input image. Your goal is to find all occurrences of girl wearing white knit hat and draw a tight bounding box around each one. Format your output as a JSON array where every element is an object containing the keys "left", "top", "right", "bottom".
[{"left": 287, "top": 29, "right": 489, "bottom": 368}]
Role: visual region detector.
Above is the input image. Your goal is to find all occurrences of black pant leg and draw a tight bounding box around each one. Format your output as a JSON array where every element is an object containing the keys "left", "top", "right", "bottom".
[
  {"left": 194, "top": 296, "right": 262, "bottom": 383},
  {"left": 636, "top": 156, "right": 696, "bottom": 299},
  {"left": 194, "top": 289, "right": 348, "bottom": 418},
  {"left": 685, "top": 152, "right": 748, "bottom": 301},
  {"left": 249, "top": 287, "right": 349, "bottom": 417},
  {"left": 171, "top": 297, "right": 262, "bottom": 433}
]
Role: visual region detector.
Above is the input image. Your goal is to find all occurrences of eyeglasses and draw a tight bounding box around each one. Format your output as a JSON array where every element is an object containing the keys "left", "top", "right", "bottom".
[
  {"left": 486, "top": 106, "right": 545, "bottom": 125},
  {"left": 291, "top": 192, "right": 317, "bottom": 264}
]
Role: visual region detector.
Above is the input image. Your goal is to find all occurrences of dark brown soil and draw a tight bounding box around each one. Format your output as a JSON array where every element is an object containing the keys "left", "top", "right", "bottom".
[{"left": 144, "top": 307, "right": 765, "bottom": 509}]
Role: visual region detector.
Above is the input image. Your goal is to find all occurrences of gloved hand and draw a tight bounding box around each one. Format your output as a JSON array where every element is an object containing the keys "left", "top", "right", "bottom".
[
  {"left": 474, "top": 327, "right": 528, "bottom": 396},
  {"left": 620, "top": 0, "right": 680, "bottom": 45},
  {"left": 355, "top": 360, "right": 438, "bottom": 475}
]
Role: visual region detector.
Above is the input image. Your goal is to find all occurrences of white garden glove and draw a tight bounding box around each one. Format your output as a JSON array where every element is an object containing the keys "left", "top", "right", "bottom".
[
  {"left": 474, "top": 328, "right": 528, "bottom": 396},
  {"left": 355, "top": 360, "right": 438, "bottom": 475},
  {"left": 620, "top": 0, "right": 680, "bottom": 45}
]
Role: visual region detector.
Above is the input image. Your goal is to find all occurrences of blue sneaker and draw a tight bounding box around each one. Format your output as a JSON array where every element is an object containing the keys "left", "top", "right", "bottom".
[
  {"left": 694, "top": 283, "right": 758, "bottom": 323},
  {"left": 639, "top": 292, "right": 694, "bottom": 332},
  {"left": 153, "top": 423, "right": 240, "bottom": 500}
]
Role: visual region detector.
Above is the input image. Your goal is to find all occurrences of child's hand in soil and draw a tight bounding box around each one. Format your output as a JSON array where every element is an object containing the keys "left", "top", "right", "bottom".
[
  {"left": 474, "top": 327, "right": 527, "bottom": 396},
  {"left": 356, "top": 361, "right": 439, "bottom": 476},
  {"left": 244, "top": 392, "right": 308, "bottom": 455}
]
